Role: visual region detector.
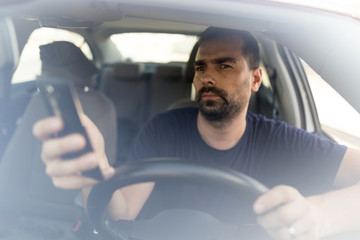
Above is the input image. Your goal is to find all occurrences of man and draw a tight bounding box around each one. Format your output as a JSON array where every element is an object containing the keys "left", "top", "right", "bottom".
[{"left": 33, "top": 27, "right": 360, "bottom": 240}]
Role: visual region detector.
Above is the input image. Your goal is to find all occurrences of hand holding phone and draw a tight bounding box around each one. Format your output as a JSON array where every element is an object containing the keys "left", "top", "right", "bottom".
[{"left": 38, "top": 77, "right": 104, "bottom": 181}]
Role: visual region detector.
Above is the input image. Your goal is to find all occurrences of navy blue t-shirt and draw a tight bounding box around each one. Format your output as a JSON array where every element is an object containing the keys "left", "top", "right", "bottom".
[{"left": 129, "top": 107, "right": 347, "bottom": 220}]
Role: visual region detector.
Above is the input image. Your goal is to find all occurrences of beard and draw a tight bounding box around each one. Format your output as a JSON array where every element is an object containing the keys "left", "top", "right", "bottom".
[{"left": 195, "top": 86, "right": 246, "bottom": 123}]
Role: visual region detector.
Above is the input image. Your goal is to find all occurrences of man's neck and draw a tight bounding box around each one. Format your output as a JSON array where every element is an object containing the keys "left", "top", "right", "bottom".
[{"left": 197, "top": 111, "right": 247, "bottom": 150}]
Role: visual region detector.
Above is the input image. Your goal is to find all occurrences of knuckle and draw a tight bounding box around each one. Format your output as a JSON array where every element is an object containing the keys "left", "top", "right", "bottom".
[
  {"left": 276, "top": 185, "right": 300, "bottom": 198},
  {"left": 45, "top": 166, "right": 52, "bottom": 176},
  {"left": 278, "top": 185, "right": 294, "bottom": 192},
  {"left": 289, "top": 187, "right": 300, "bottom": 195},
  {"left": 45, "top": 164, "right": 60, "bottom": 177},
  {"left": 40, "top": 151, "right": 47, "bottom": 163},
  {"left": 32, "top": 123, "right": 39, "bottom": 138},
  {"left": 52, "top": 178, "right": 74, "bottom": 190},
  {"left": 52, "top": 178, "right": 63, "bottom": 188},
  {"left": 40, "top": 141, "right": 52, "bottom": 161}
]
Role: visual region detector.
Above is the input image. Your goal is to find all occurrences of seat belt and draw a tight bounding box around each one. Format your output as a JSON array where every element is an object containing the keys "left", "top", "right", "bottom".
[{"left": 141, "top": 72, "right": 152, "bottom": 124}]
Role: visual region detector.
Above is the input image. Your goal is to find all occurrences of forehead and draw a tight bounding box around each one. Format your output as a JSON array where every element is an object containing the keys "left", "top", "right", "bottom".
[{"left": 196, "top": 36, "right": 245, "bottom": 61}]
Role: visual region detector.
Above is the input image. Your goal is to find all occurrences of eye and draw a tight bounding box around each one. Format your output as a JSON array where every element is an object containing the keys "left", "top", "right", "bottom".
[
  {"left": 195, "top": 66, "right": 205, "bottom": 72},
  {"left": 220, "top": 64, "right": 232, "bottom": 69}
]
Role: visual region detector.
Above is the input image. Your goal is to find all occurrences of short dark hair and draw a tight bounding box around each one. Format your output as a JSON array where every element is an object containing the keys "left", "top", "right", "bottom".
[{"left": 197, "top": 27, "right": 260, "bottom": 70}]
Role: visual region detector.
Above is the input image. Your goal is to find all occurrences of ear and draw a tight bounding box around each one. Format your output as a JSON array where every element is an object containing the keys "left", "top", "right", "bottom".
[{"left": 251, "top": 67, "right": 262, "bottom": 92}]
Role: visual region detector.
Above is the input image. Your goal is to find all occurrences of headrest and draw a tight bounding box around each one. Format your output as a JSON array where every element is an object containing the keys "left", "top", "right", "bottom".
[
  {"left": 184, "top": 42, "right": 199, "bottom": 83},
  {"left": 40, "top": 41, "right": 98, "bottom": 88},
  {"left": 155, "top": 65, "right": 183, "bottom": 80},
  {"left": 112, "top": 63, "right": 144, "bottom": 79}
]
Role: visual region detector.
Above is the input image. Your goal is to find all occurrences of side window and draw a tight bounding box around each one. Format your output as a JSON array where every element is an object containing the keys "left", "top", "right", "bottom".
[
  {"left": 12, "top": 27, "right": 93, "bottom": 84},
  {"left": 302, "top": 60, "right": 360, "bottom": 148}
]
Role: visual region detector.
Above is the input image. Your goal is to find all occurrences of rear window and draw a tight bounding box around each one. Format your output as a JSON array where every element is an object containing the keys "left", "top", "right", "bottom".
[
  {"left": 12, "top": 27, "right": 92, "bottom": 84},
  {"left": 110, "top": 33, "right": 197, "bottom": 63}
]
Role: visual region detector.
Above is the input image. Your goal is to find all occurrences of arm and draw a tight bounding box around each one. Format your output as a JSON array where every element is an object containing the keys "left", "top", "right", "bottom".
[
  {"left": 82, "top": 182, "right": 154, "bottom": 220},
  {"left": 105, "top": 183, "right": 154, "bottom": 220},
  {"left": 253, "top": 147, "right": 360, "bottom": 239},
  {"left": 313, "top": 147, "right": 360, "bottom": 236},
  {"left": 33, "top": 115, "right": 153, "bottom": 220}
]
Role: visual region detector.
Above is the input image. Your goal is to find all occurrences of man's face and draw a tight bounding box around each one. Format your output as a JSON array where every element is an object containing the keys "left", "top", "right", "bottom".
[{"left": 193, "top": 36, "right": 261, "bottom": 122}]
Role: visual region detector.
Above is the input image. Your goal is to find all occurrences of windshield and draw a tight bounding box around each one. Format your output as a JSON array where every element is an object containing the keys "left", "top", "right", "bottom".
[{"left": 266, "top": 0, "right": 360, "bottom": 18}]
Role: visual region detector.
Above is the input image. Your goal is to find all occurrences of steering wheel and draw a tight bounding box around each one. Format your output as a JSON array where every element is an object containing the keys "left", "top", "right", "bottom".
[{"left": 87, "top": 158, "right": 269, "bottom": 240}]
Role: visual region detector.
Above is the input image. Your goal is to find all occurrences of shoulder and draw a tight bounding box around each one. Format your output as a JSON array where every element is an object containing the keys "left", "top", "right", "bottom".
[
  {"left": 246, "top": 111, "right": 321, "bottom": 143},
  {"left": 247, "top": 111, "right": 346, "bottom": 152},
  {"left": 246, "top": 111, "right": 288, "bottom": 132}
]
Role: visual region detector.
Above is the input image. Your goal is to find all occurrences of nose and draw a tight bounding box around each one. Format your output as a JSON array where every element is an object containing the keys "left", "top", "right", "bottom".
[{"left": 200, "top": 68, "right": 216, "bottom": 86}]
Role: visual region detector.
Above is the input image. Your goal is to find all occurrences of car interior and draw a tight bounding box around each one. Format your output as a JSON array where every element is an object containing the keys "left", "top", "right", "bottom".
[
  {"left": 0, "top": 19, "right": 297, "bottom": 240},
  {"left": 0, "top": 1, "right": 360, "bottom": 240}
]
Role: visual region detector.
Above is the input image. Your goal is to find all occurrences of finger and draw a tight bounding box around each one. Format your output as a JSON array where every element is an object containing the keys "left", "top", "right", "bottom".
[
  {"left": 266, "top": 225, "right": 312, "bottom": 240},
  {"left": 294, "top": 230, "right": 319, "bottom": 240},
  {"left": 280, "top": 227, "right": 318, "bottom": 240},
  {"left": 51, "top": 175, "right": 99, "bottom": 189},
  {"left": 253, "top": 185, "right": 301, "bottom": 215},
  {"left": 259, "top": 207, "right": 320, "bottom": 240},
  {"left": 79, "top": 114, "right": 96, "bottom": 129},
  {"left": 33, "top": 116, "right": 64, "bottom": 140},
  {"left": 41, "top": 133, "right": 86, "bottom": 161},
  {"left": 79, "top": 114, "right": 105, "bottom": 153},
  {"left": 79, "top": 114, "right": 99, "bottom": 140},
  {"left": 290, "top": 214, "right": 318, "bottom": 238},
  {"left": 46, "top": 152, "right": 100, "bottom": 177},
  {"left": 266, "top": 227, "right": 293, "bottom": 240},
  {"left": 99, "top": 166, "right": 115, "bottom": 180},
  {"left": 257, "top": 198, "right": 308, "bottom": 229},
  {"left": 45, "top": 152, "right": 115, "bottom": 180}
]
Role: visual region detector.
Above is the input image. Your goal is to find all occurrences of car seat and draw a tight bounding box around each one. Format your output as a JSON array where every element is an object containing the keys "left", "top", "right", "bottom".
[
  {"left": 99, "top": 62, "right": 150, "bottom": 163},
  {"left": 0, "top": 41, "right": 117, "bottom": 239},
  {"left": 148, "top": 64, "right": 192, "bottom": 117},
  {"left": 167, "top": 42, "right": 198, "bottom": 110}
]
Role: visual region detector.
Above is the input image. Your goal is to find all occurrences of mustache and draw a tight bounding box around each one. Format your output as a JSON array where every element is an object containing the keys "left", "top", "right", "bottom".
[{"left": 196, "top": 86, "right": 228, "bottom": 101}]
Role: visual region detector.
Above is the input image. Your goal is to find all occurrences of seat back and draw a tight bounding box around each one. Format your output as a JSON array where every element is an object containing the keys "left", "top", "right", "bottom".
[
  {"left": 148, "top": 64, "right": 191, "bottom": 118},
  {"left": 0, "top": 41, "right": 117, "bottom": 222},
  {"left": 99, "top": 62, "right": 150, "bottom": 162},
  {"left": 100, "top": 62, "right": 149, "bottom": 127}
]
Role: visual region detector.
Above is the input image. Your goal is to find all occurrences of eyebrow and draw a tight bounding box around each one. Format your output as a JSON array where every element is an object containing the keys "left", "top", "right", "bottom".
[{"left": 194, "top": 57, "right": 237, "bottom": 66}]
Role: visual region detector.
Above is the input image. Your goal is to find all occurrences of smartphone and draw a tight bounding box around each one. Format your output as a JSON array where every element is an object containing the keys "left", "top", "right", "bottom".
[{"left": 38, "top": 76, "right": 103, "bottom": 181}]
